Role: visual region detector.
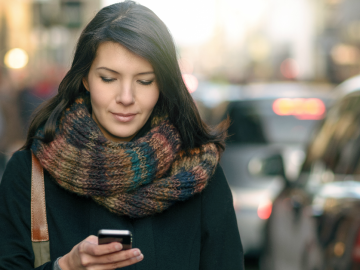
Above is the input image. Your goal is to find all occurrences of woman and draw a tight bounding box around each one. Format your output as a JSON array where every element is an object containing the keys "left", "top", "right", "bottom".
[{"left": 0, "top": 1, "right": 243, "bottom": 269}]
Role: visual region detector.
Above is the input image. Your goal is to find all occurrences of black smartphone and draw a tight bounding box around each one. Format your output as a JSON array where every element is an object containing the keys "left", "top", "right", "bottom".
[{"left": 98, "top": 229, "right": 132, "bottom": 250}]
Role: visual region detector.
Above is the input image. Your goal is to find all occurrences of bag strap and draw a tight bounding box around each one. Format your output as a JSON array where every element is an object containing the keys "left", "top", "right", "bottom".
[{"left": 31, "top": 152, "right": 51, "bottom": 267}]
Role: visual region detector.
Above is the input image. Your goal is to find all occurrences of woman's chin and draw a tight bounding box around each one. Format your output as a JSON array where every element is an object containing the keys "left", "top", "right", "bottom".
[{"left": 105, "top": 132, "right": 137, "bottom": 143}]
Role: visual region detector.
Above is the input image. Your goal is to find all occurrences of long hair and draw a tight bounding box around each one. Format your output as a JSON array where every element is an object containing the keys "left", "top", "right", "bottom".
[{"left": 21, "top": 1, "right": 228, "bottom": 151}]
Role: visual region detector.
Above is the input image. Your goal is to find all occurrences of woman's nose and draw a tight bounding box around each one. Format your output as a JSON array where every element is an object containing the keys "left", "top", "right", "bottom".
[{"left": 115, "top": 82, "right": 135, "bottom": 105}]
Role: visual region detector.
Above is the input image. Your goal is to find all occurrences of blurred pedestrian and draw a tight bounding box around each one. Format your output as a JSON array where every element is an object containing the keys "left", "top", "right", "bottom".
[
  {"left": 18, "top": 69, "right": 58, "bottom": 136},
  {"left": 0, "top": 70, "right": 25, "bottom": 178},
  {"left": 0, "top": 1, "right": 243, "bottom": 269}
]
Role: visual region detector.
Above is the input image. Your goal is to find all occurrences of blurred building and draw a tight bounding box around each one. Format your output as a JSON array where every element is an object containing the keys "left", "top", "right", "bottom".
[
  {"left": 2, "top": 0, "right": 359, "bottom": 85},
  {"left": 178, "top": 0, "right": 360, "bottom": 85},
  {"left": 177, "top": 0, "right": 321, "bottom": 84},
  {"left": 0, "top": 0, "right": 101, "bottom": 73},
  {"left": 0, "top": 0, "right": 101, "bottom": 177},
  {"left": 318, "top": 0, "right": 360, "bottom": 84}
]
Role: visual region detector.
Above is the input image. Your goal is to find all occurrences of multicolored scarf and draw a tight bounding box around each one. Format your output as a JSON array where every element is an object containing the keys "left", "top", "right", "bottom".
[{"left": 31, "top": 97, "right": 219, "bottom": 218}]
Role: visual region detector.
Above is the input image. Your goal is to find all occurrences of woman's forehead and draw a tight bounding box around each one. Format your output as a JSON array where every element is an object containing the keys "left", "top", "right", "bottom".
[{"left": 92, "top": 41, "right": 153, "bottom": 73}]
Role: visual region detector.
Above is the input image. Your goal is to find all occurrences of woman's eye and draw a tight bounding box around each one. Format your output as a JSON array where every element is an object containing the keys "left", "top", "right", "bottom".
[
  {"left": 101, "top": 77, "right": 115, "bottom": 83},
  {"left": 138, "top": 80, "right": 154, "bottom": 86}
]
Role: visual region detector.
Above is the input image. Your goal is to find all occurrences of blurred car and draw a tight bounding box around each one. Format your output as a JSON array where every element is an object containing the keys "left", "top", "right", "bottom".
[
  {"left": 260, "top": 75, "right": 360, "bottom": 270},
  {"left": 193, "top": 81, "right": 335, "bottom": 258}
]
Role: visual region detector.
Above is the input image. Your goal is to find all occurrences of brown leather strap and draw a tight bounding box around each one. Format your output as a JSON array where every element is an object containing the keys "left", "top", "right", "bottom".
[{"left": 31, "top": 152, "right": 49, "bottom": 242}]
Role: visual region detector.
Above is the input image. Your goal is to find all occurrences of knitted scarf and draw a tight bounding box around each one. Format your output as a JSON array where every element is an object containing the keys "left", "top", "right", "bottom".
[{"left": 31, "top": 97, "right": 219, "bottom": 218}]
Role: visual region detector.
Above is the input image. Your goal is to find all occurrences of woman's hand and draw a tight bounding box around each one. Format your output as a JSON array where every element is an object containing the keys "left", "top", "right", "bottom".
[{"left": 58, "top": 235, "right": 143, "bottom": 270}]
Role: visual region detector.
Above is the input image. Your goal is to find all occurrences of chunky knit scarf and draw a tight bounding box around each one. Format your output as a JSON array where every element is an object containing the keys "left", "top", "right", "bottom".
[{"left": 31, "top": 97, "right": 219, "bottom": 218}]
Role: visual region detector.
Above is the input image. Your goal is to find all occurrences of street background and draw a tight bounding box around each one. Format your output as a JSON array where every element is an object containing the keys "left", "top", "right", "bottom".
[{"left": 1, "top": 0, "right": 360, "bottom": 269}]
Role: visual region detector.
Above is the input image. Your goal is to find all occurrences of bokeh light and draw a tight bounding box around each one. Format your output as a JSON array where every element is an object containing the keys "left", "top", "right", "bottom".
[
  {"left": 4, "top": 48, "right": 29, "bottom": 69},
  {"left": 182, "top": 74, "right": 199, "bottom": 93},
  {"left": 257, "top": 199, "right": 272, "bottom": 220},
  {"left": 272, "top": 98, "right": 326, "bottom": 120},
  {"left": 280, "top": 58, "right": 299, "bottom": 79}
]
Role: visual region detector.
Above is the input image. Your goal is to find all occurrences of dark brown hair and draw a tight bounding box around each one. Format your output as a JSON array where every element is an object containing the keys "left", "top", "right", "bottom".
[{"left": 21, "top": 1, "right": 228, "bottom": 151}]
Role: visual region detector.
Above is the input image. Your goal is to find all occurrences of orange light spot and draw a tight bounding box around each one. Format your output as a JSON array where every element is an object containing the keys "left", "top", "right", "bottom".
[{"left": 272, "top": 98, "right": 326, "bottom": 120}]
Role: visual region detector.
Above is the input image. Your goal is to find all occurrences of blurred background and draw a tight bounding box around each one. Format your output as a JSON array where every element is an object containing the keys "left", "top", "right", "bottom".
[{"left": 1, "top": 0, "right": 360, "bottom": 269}]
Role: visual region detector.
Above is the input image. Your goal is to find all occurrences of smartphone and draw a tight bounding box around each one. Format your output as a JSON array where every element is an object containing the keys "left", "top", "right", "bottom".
[{"left": 98, "top": 229, "right": 132, "bottom": 250}]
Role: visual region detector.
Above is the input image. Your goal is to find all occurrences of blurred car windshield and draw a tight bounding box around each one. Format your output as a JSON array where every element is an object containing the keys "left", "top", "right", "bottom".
[{"left": 227, "top": 99, "right": 326, "bottom": 145}]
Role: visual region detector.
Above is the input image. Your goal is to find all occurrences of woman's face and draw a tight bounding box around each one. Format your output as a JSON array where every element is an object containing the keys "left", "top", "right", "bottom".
[{"left": 83, "top": 41, "right": 160, "bottom": 142}]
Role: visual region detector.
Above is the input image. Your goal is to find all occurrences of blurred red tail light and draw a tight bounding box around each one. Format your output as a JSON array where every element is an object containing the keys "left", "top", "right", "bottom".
[
  {"left": 258, "top": 200, "right": 272, "bottom": 220},
  {"left": 352, "top": 227, "right": 360, "bottom": 262},
  {"left": 272, "top": 98, "right": 326, "bottom": 120}
]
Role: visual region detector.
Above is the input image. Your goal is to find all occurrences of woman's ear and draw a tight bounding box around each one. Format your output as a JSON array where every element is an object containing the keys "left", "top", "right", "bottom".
[{"left": 82, "top": 77, "right": 89, "bottom": 91}]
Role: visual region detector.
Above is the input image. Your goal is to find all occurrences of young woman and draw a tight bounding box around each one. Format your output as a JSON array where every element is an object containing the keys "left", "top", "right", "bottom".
[{"left": 0, "top": 1, "right": 244, "bottom": 269}]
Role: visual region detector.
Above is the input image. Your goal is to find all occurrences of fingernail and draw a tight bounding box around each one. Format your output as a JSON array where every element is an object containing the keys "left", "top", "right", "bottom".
[
  {"left": 116, "top": 244, "right": 122, "bottom": 251},
  {"left": 133, "top": 250, "right": 140, "bottom": 256},
  {"left": 136, "top": 254, "right": 144, "bottom": 261}
]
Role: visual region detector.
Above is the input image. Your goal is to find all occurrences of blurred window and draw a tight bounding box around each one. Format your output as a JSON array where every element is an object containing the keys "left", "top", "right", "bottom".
[
  {"left": 333, "top": 119, "right": 360, "bottom": 174},
  {"left": 62, "top": 1, "right": 82, "bottom": 28},
  {"left": 226, "top": 102, "right": 266, "bottom": 144},
  {"left": 319, "top": 96, "right": 360, "bottom": 175}
]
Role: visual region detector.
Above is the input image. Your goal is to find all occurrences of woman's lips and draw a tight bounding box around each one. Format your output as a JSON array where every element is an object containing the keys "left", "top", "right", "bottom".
[{"left": 112, "top": 113, "right": 137, "bottom": 122}]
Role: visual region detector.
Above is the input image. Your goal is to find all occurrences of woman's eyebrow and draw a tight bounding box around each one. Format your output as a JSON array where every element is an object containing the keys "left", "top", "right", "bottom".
[
  {"left": 96, "top": 67, "right": 119, "bottom": 74},
  {"left": 96, "top": 67, "right": 154, "bottom": 76},
  {"left": 137, "top": 71, "right": 155, "bottom": 75}
]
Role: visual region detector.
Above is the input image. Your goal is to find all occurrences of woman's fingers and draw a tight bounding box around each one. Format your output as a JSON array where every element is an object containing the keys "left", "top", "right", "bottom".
[
  {"left": 59, "top": 236, "right": 143, "bottom": 270},
  {"left": 79, "top": 238, "right": 123, "bottom": 256},
  {"left": 92, "top": 251, "right": 144, "bottom": 270},
  {"left": 86, "top": 235, "right": 100, "bottom": 244},
  {"left": 77, "top": 237, "right": 144, "bottom": 268},
  {"left": 99, "top": 248, "right": 142, "bottom": 264},
  {"left": 82, "top": 247, "right": 143, "bottom": 266}
]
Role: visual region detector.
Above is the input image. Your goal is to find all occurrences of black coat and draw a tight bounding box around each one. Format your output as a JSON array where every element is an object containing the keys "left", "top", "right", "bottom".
[{"left": 0, "top": 150, "right": 244, "bottom": 269}]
